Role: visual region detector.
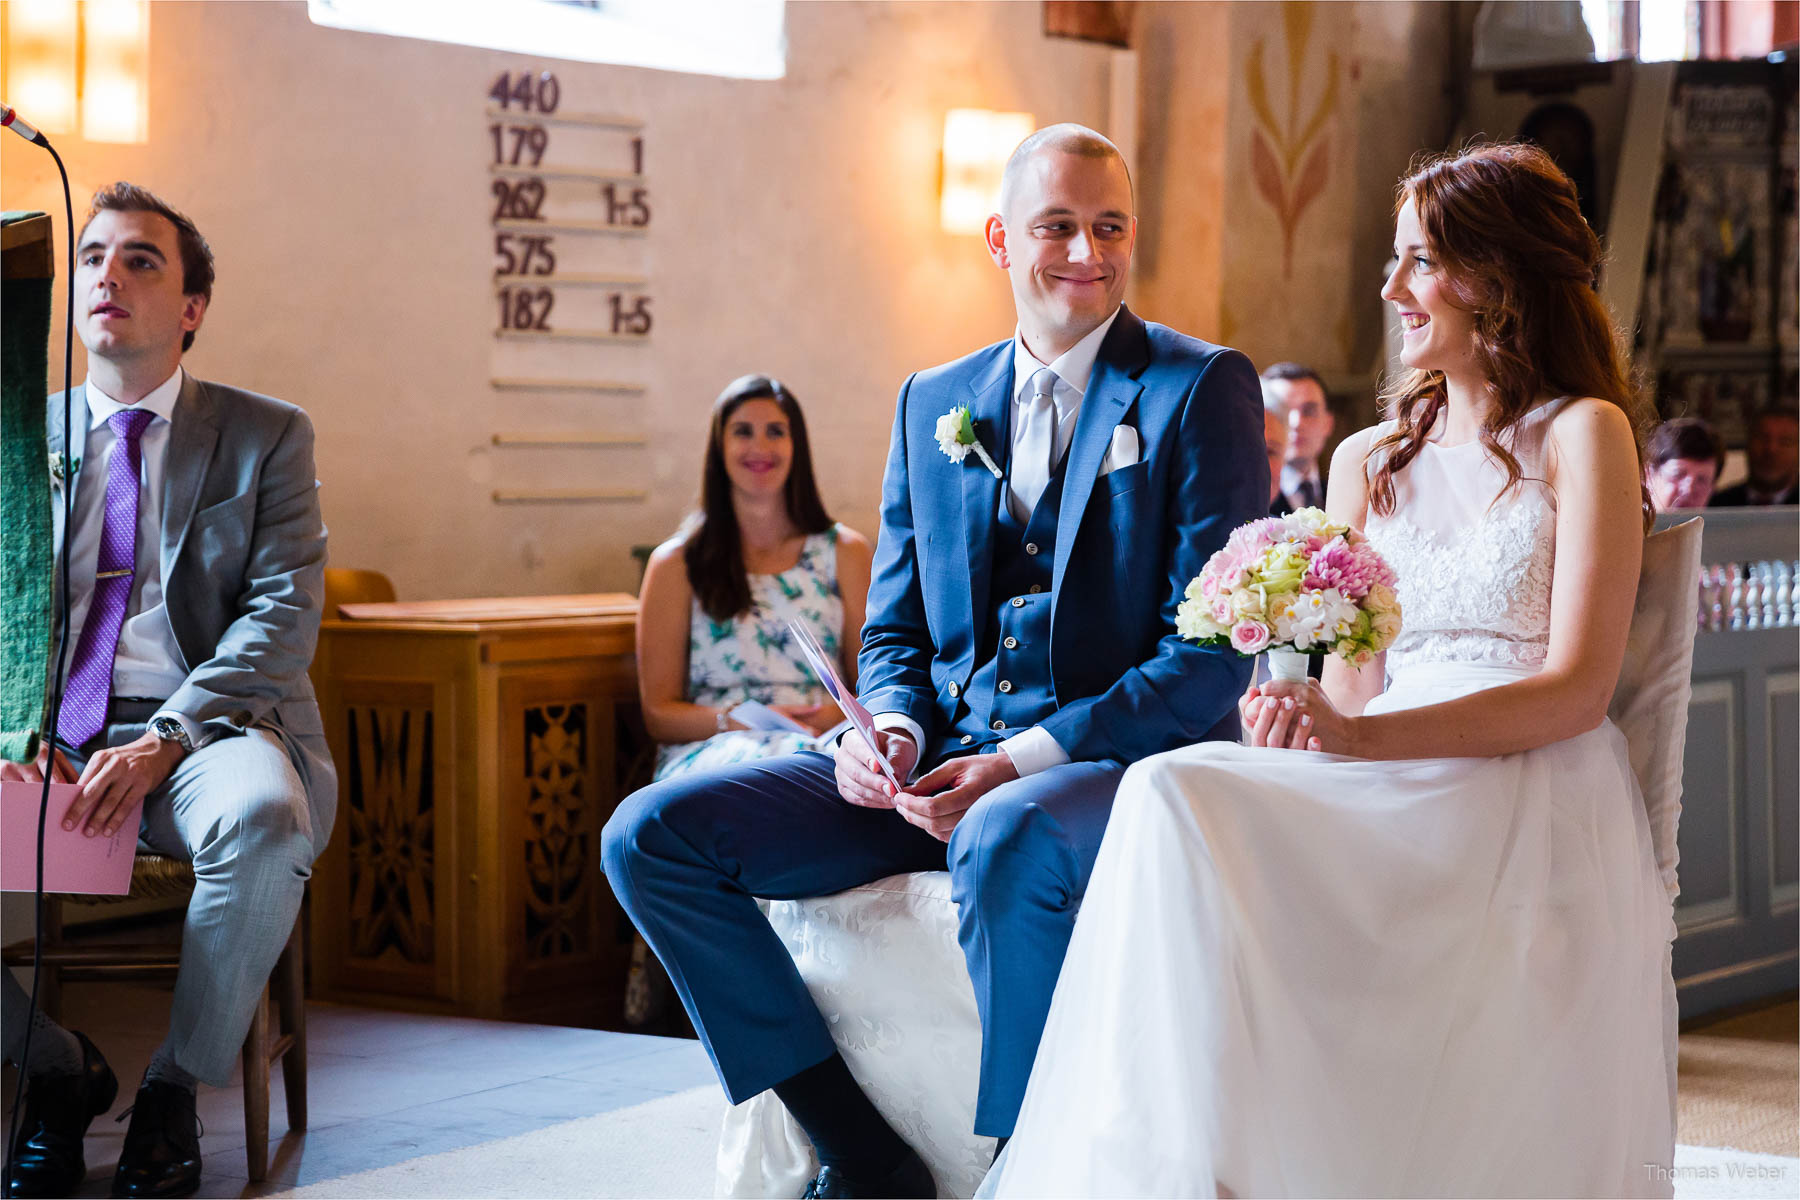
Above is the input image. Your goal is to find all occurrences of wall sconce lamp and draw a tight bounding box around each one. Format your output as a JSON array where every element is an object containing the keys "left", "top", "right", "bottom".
[
  {"left": 0, "top": 0, "right": 149, "bottom": 144},
  {"left": 940, "top": 108, "right": 1034, "bottom": 235}
]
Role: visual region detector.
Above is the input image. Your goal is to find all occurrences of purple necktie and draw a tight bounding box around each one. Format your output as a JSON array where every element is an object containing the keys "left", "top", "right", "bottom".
[{"left": 58, "top": 408, "right": 156, "bottom": 747}]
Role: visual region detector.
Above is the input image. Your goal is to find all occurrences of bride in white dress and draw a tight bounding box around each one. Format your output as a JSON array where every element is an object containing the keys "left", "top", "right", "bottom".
[{"left": 985, "top": 144, "right": 1675, "bottom": 1199}]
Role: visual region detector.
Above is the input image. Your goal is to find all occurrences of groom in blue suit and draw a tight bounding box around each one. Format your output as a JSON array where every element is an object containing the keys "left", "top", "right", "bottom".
[{"left": 603, "top": 124, "right": 1264, "bottom": 1196}]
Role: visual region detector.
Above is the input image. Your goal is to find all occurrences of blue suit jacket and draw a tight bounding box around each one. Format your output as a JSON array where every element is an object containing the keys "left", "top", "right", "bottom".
[{"left": 858, "top": 307, "right": 1266, "bottom": 767}]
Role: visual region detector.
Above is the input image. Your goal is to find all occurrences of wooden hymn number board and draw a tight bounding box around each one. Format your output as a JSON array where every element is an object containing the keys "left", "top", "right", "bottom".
[{"left": 487, "top": 69, "right": 650, "bottom": 504}]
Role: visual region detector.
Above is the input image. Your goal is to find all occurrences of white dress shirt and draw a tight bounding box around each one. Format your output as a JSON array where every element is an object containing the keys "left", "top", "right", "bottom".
[
  {"left": 1281, "top": 459, "right": 1324, "bottom": 511},
  {"left": 62, "top": 367, "right": 202, "bottom": 745},
  {"left": 874, "top": 308, "right": 1122, "bottom": 779}
]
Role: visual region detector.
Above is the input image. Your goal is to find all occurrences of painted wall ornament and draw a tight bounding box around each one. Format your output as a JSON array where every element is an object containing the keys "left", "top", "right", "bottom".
[{"left": 1246, "top": 1, "right": 1340, "bottom": 278}]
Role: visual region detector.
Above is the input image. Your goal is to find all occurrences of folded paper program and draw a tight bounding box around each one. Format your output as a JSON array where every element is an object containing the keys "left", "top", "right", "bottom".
[
  {"left": 786, "top": 618, "right": 900, "bottom": 789},
  {"left": 1, "top": 781, "right": 139, "bottom": 894}
]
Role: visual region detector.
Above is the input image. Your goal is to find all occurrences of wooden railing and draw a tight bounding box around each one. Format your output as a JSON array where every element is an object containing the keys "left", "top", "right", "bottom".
[
  {"left": 1688, "top": 502, "right": 1800, "bottom": 632},
  {"left": 1697, "top": 559, "right": 1795, "bottom": 631}
]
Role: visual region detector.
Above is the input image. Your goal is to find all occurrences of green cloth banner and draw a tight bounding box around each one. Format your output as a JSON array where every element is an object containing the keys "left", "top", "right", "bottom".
[{"left": 1, "top": 211, "right": 54, "bottom": 763}]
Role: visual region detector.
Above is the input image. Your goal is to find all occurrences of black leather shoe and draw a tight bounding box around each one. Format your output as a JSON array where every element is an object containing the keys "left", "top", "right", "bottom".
[
  {"left": 802, "top": 1148, "right": 935, "bottom": 1198},
  {"left": 110, "top": 1081, "right": 202, "bottom": 1199},
  {"left": 5, "top": 1030, "right": 117, "bottom": 1198}
]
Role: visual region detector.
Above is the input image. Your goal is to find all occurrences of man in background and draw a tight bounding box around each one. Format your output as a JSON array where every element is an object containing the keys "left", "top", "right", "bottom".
[
  {"left": 1260, "top": 361, "right": 1334, "bottom": 512},
  {"left": 1263, "top": 401, "right": 1292, "bottom": 516},
  {"left": 1711, "top": 405, "right": 1798, "bottom": 506},
  {"left": 1644, "top": 416, "right": 1725, "bottom": 512},
  {"left": 1, "top": 183, "right": 333, "bottom": 1199},
  {"left": 1259, "top": 367, "right": 1323, "bottom": 681}
]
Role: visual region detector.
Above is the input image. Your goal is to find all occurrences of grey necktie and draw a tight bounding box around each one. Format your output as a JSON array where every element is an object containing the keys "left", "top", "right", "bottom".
[{"left": 1011, "top": 367, "right": 1059, "bottom": 520}]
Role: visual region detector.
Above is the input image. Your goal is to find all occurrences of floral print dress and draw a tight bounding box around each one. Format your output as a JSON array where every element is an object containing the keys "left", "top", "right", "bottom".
[{"left": 651, "top": 525, "right": 846, "bottom": 781}]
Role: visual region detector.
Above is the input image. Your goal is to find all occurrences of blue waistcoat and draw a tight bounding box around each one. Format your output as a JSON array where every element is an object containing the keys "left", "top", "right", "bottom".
[{"left": 931, "top": 457, "right": 1066, "bottom": 763}]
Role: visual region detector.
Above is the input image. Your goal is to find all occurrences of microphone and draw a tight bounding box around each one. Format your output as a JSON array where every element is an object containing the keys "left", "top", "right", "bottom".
[{"left": 1, "top": 103, "right": 50, "bottom": 147}]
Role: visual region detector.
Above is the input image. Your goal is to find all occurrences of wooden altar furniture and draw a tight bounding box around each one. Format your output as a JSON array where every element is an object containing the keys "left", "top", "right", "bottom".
[{"left": 307, "top": 594, "right": 639, "bottom": 1025}]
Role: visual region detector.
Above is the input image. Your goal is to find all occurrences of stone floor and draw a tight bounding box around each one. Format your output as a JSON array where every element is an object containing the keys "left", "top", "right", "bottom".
[
  {"left": 4, "top": 969, "right": 1794, "bottom": 1197},
  {"left": 1, "top": 980, "right": 717, "bottom": 1198}
]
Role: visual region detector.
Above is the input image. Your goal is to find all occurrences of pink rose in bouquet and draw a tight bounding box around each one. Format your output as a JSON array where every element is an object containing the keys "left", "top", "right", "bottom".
[{"left": 1229, "top": 620, "right": 1272, "bottom": 655}]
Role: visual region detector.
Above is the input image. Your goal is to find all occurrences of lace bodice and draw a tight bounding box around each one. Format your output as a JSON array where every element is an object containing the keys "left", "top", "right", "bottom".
[{"left": 1364, "top": 400, "right": 1566, "bottom": 676}]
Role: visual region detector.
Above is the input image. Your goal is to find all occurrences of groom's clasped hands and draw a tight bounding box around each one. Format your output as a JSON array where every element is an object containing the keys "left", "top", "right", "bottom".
[{"left": 833, "top": 728, "right": 1020, "bottom": 840}]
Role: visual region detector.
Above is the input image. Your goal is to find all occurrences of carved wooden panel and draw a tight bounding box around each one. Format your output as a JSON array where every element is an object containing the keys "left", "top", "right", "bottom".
[
  {"left": 523, "top": 702, "right": 594, "bottom": 961},
  {"left": 499, "top": 671, "right": 622, "bottom": 1022},
  {"left": 336, "top": 681, "right": 447, "bottom": 999}
]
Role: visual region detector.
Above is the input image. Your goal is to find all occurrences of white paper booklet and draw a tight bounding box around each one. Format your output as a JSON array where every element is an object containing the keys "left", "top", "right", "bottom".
[{"left": 727, "top": 699, "right": 812, "bottom": 735}]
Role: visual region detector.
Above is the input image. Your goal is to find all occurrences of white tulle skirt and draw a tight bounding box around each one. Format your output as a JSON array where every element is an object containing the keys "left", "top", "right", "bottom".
[{"left": 985, "top": 662, "right": 1676, "bottom": 1199}]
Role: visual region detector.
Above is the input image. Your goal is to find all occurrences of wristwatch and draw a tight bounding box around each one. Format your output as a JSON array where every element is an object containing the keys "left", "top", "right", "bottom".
[{"left": 149, "top": 715, "right": 194, "bottom": 752}]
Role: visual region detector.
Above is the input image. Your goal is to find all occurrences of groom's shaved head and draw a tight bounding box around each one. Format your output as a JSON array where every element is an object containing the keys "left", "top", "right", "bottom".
[
  {"left": 984, "top": 121, "right": 1136, "bottom": 358},
  {"left": 999, "top": 123, "right": 1133, "bottom": 219}
]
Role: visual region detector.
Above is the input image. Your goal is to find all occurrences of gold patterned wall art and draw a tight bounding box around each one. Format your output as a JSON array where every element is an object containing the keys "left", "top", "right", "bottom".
[{"left": 1245, "top": 1, "right": 1340, "bottom": 278}]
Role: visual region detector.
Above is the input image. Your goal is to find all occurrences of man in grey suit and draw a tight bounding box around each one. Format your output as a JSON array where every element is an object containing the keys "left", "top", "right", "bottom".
[{"left": 1, "top": 183, "right": 333, "bottom": 1199}]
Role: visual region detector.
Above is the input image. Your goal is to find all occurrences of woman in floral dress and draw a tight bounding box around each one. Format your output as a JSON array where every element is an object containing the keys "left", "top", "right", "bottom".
[{"left": 625, "top": 374, "right": 872, "bottom": 1023}]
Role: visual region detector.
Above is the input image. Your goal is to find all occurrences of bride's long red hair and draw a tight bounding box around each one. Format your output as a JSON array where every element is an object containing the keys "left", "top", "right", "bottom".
[{"left": 1368, "top": 143, "right": 1654, "bottom": 529}]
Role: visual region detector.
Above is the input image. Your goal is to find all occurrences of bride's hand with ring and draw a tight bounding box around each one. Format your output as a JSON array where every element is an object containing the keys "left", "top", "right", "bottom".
[{"left": 1238, "top": 678, "right": 1326, "bottom": 751}]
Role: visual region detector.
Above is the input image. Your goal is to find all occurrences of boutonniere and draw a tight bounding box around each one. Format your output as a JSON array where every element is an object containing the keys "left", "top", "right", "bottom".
[
  {"left": 48, "top": 451, "right": 79, "bottom": 486},
  {"left": 934, "top": 405, "right": 1002, "bottom": 478}
]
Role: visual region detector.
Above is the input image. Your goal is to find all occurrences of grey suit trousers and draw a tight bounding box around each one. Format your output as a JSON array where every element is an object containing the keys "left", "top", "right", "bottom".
[{"left": 73, "top": 700, "right": 317, "bottom": 1086}]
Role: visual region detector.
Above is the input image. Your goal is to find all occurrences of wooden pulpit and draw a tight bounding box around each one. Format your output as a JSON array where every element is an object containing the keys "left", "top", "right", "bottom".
[{"left": 308, "top": 594, "right": 641, "bottom": 1025}]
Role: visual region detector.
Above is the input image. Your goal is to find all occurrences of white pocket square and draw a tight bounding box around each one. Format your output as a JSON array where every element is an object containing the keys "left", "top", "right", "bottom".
[{"left": 1100, "top": 425, "right": 1140, "bottom": 475}]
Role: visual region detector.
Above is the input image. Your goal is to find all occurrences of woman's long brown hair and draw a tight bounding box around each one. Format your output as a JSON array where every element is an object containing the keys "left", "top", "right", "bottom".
[
  {"left": 1369, "top": 142, "right": 1654, "bottom": 529},
  {"left": 683, "top": 374, "right": 834, "bottom": 621}
]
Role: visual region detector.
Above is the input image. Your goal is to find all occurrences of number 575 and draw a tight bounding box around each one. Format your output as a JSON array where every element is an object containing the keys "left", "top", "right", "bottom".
[{"left": 494, "top": 233, "right": 556, "bottom": 275}]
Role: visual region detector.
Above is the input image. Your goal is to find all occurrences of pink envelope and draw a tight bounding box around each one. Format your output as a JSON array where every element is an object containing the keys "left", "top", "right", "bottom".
[{"left": 1, "top": 781, "right": 142, "bottom": 895}]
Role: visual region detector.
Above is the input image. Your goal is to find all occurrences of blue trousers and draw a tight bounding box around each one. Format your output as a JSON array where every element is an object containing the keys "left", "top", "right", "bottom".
[{"left": 601, "top": 748, "right": 1123, "bottom": 1138}]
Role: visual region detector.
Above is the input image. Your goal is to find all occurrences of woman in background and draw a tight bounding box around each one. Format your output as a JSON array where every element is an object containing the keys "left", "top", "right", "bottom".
[
  {"left": 626, "top": 374, "right": 871, "bottom": 1023},
  {"left": 638, "top": 374, "right": 871, "bottom": 774}
]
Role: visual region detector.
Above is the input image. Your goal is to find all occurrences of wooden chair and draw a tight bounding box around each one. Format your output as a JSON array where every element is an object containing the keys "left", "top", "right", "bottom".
[
  {"left": 0, "top": 566, "right": 385, "bottom": 1180},
  {"left": 1606, "top": 517, "right": 1705, "bottom": 1133},
  {"left": 1, "top": 857, "right": 306, "bottom": 1182},
  {"left": 322, "top": 566, "right": 396, "bottom": 614}
]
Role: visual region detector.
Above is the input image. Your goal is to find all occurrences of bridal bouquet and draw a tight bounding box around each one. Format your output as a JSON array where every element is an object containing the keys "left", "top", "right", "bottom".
[{"left": 1176, "top": 507, "right": 1401, "bottom": 680}]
